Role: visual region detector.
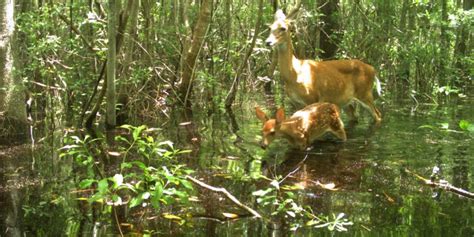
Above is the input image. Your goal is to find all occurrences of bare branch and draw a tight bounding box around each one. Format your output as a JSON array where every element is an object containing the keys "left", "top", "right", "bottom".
[{"left": 186, "top": 176, "right": 262, "bottom": 218}]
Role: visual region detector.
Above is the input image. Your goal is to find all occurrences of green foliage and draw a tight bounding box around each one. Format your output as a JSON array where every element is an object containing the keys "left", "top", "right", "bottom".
[
  {"left": 253, "top": 178, "right": 352, "bottom": 232},
  {"left": 459, "top": 120, "right": 474, "bottom": 134},
  {"left": 60, "top": 125, "right": 194, "bottom": 215}
]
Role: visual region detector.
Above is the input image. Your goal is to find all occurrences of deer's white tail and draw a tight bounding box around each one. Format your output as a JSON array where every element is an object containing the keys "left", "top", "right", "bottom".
[{"left": 375, "top": 76, "right": 382, "bottom": 96}]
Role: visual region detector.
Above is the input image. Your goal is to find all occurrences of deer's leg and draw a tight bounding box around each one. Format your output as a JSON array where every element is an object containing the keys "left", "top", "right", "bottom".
[
  {"left": 358, "top": 95, "right": 382, "bottom": 123},
  {"left": 343, "top": 103, "right": 358, "bottom": 122}
]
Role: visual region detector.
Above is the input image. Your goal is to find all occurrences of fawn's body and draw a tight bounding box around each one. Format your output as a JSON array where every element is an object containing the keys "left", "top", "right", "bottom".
[{"left": 256, "top": 103, "right": 346, "bottom": 150}]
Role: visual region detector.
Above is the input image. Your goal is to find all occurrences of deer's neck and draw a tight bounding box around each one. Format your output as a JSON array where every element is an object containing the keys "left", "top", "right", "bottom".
[{"left": 276, "top": 38, "right": 297, "bottom": 83}]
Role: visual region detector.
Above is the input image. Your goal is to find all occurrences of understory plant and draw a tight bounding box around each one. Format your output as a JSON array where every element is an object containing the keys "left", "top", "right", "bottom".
[
  {"left": 60, "top": 125, "right": 194, "bottom": 218},
  {"left": 253, "top": 177, "right": 353, "bottom": 232}
]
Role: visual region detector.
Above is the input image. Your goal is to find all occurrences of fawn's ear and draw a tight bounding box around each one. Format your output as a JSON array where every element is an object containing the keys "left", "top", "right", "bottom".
[
  {"left": 255, "top": 106, "right": 269, "bottom": 122},
  {"left": 275, "top": 108, "right": 285, "bottom": 123},
  {"left": 275, "top": 9, "right": 286, "bottom": 21}
]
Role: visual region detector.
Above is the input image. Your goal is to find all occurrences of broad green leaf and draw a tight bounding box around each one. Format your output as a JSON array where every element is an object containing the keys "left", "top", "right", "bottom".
[
  {"left": 79, "top": 179, "right": 95, "bottom": 189},
  {"left": 129, "top": 196, "right": 143, "bottom": 208},
  {"left": 98, "top": 178, "right": 109, "bottom": 194}
]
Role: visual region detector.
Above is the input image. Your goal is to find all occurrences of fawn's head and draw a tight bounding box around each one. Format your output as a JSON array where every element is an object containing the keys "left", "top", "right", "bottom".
[
  {"left": 265, "top": 10, "right": 291, "bottom": 47},
  {"left": 255, "top": 106, "right": 286, "bottom": 149}
]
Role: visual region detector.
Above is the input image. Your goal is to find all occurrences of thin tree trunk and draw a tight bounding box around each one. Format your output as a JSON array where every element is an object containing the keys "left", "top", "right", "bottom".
[
  {"left": 265, "top": 0, "right": 279, "bottom": 94},
  {"left": 178, "top": 0, "right": 212, "bottom": 107},
  {"left": 454, "top": 0, "right": 473, "bottom": 82},
  {"left": 106, "top": 0, "right": 117, "bottom": 130}
]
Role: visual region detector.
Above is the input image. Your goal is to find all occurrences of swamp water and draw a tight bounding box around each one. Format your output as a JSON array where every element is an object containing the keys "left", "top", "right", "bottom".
[{"left": 1, "top": 93, "right": 473, "bottom": 236}]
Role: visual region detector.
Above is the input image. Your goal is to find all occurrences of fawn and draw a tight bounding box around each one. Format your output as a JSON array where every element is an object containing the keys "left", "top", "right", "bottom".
[{"left": 256, "top": 103, "right": 347, "bottom": 150}]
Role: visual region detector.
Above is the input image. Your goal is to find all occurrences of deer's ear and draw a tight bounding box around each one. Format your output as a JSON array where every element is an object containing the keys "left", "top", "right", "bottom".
[
  {"left": 275, "top": 108, "right": 285, "bottom": 123},
  {"left": 275, "top": 9, "right": 286, "bottom": 21},
  {"left": 255, "top": 106, "right": 269, "bottom": 122}
]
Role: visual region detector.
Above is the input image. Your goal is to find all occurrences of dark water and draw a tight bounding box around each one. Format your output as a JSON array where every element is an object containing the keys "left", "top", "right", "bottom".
[{"left": 1, "top": 93, "right": 473, "bottom": 236}]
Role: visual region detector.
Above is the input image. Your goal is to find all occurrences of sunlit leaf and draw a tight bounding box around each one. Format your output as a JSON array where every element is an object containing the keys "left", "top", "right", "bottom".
[
  {"left": 459, "top": 120, "right": 474, "bottom": 133},
  {"left": 108, "top": 151, "right": 121, "bottom": 157},
  {"left": 163, "top": 213, "right": 182, "bottom": 220},
  {"left": 129, "top": 196, "right": 143, "bottom": 208},
  {"left": 133, "top": 125, "right": 147, "bottom": 140},
  {"left": 439, "top": 123, "right": 449, "bottom": 130},
  {"left": 270, "top": 180, "right": 280, "bottom": 189},
  {"left": 318, "top": 182, "right": 338, "bottom": 190},
  {"left": 222, "top": 212, "right": 239, "bottom": 219},
  {"left": 252, "top": 188, "right": 273, "bottom": 197},
  {"left": 112, "top": 174, "right": 123, "bottom": 187},
  {"left": 306, "top": 219, "right": 321, "bottom": 226},
  {"left": 142, "top": 192, "right": 151, "bottom": 200}
]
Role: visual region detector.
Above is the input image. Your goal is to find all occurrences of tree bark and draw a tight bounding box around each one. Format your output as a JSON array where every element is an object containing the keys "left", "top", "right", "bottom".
[
  {"left": 178, "top": 0, "right": 212, "bottom": 107},
  {"left": 318, "top": 0, "right": 340, "bottom": 59},
  {"left": 0, "top": 0, "right": 27, "bottom": 141},
  {"left": 106, "top": 0, "right": 117, "bottom": 130},
  {"left": 454, "top": 0, "right": 473, "bottom": 81}
]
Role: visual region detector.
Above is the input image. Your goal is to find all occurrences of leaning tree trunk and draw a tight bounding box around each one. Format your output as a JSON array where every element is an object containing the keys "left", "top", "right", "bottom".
[
  {"left": 0, "top": 0, "right": 27, "bottom": 141},
  {"left": 178, "top": 0, "right": 212, "bottom": 107}
]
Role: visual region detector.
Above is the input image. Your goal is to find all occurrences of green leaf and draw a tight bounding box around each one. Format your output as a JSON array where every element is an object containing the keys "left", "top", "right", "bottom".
[
  {"left": 133, "top": 125, "right": 147, "bottom": 141},
  {"left": 252, "top": 188, "right": 273, "bottom": 197},
  {"left": 459, "top": 120, "right": 474, "bottom": 133},
  {"left": 180, "top": 180, "right": 194, "bottom": 190},
  {"left": 98, "top": 178, "right": 109, "bottom": 194},
  {"left": 439, "top": 123, "right": 449, "bottom": 130},
  {"left": 79, "top": 179, "right": 95, "bottom": 189},
  {"left": 129, "top": 196, "right": 143, "bottom": 208}
]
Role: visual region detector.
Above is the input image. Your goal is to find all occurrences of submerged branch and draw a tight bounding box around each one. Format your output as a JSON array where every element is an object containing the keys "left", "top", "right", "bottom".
[
  {"left": 406, "top": 169, "right": 474, "bottom": 199},
  {"left": 186, "top": 175, "right": 262, "bottom": 218}
]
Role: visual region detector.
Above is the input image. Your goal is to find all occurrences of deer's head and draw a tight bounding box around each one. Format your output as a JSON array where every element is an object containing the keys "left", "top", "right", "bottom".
[
  {"left": 265, "top": 10, "right": 290, "bottom": 47},
  {"left": 255, "top": 106, "right": 285, "bottom": 149}
]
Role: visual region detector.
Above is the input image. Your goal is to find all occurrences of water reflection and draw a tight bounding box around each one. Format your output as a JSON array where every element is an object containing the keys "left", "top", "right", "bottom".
[{"left": 1, "top": 94, "right": 474, "bottom": 236}]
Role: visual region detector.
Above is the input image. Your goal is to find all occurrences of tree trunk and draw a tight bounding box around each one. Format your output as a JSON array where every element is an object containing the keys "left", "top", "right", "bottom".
[
  {"left": 454, "top": 0, "right": 473, "bottom": 82},
  {"left": 0, "top": 0, "right": 27, "bottom": 141},
  {"left": 178, "top": 0, "right": 212, "bottom": 107},
  {"left": 318, "top": 0, "right": 339, "bottom": 59},
  {"left": 106, "top": 0, "right": 117, "bottom": 129}
]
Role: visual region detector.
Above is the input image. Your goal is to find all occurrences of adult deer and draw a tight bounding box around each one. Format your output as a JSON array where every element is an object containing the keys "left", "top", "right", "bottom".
[
  {"left": 265, "top": 9, "right": 382, "bottom": 123},
  {"left": 255, "top": 103, "right": 347, "bottom": 150}
]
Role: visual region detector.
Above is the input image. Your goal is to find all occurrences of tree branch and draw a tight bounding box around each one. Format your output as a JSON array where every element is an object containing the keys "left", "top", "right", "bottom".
[
  {"left": 406, "top": 169, "right": 474, "bottom": 199},
  {"left": 186, "top": 175, "right": 262, "bottom": 218}
]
